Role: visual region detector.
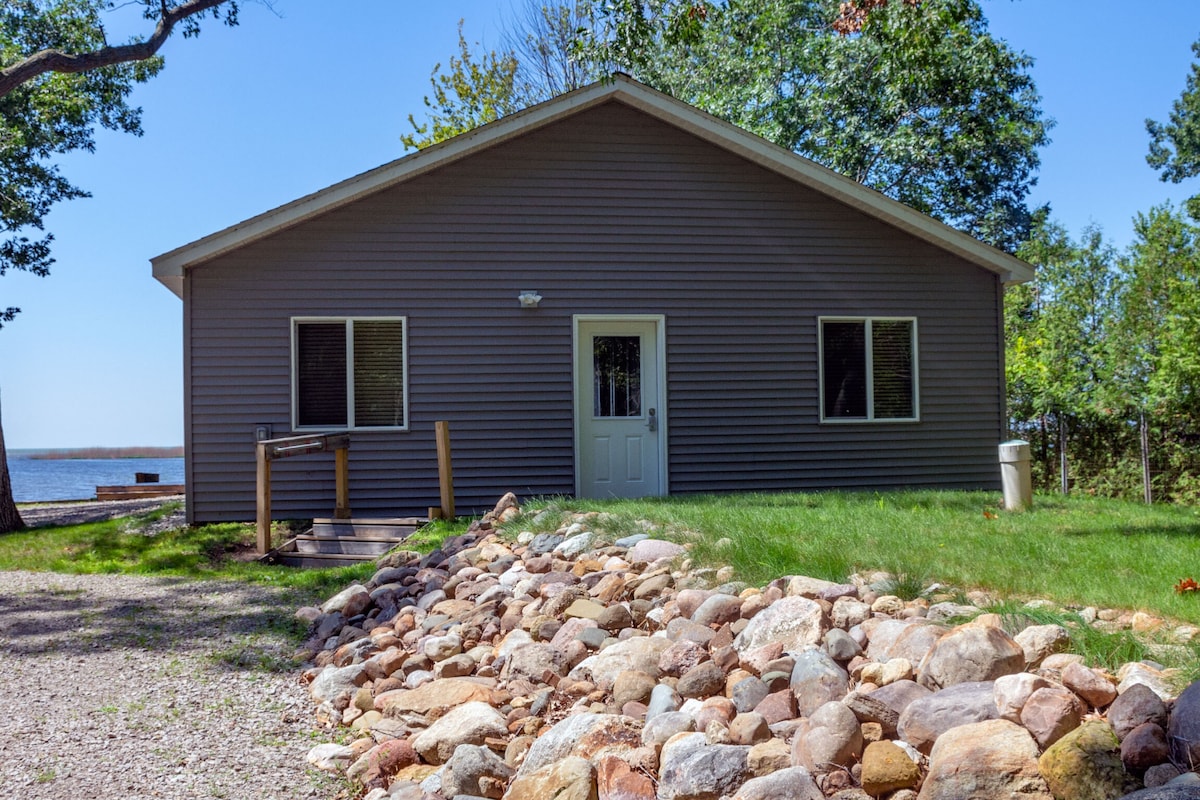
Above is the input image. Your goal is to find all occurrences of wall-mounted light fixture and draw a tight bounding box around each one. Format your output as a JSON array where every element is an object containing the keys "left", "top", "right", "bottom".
[{"left": 518, "top": 290, "right": 543, "bottom": 309}]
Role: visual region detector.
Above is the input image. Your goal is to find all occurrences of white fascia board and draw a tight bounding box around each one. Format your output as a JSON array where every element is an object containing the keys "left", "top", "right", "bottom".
[{"left": 151, "top": 75, "right": 1034, "bottom": 299}]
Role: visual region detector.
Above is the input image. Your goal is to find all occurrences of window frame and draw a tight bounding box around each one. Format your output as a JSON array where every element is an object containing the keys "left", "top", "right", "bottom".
[
  {"left": 291, "top": 316, "right": 409, "bottom": 433},
  {"left": 817, "top": 316, "right": 920, "bottom": 424}
]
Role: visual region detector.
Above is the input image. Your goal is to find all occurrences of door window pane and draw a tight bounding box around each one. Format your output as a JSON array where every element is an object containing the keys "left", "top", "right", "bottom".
[{"left": 593, "top": 335, "right": 642, "bottom": 417}]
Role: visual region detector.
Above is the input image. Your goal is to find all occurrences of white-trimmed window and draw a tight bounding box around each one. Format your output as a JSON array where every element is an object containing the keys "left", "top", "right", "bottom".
[
  {"left": 292, "top": 317, "right": 408, "bottom": 431},
  {"left": 819, "top": 317, "right": 918, "bottom": 423}
]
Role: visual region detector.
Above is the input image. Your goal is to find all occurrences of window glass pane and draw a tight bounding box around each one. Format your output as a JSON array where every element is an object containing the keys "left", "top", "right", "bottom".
[
  {"left": 822, "top": 321, "right": 867, "bottom": 418},
  {"left": 872, "top": 320, "right": 914, "bottom": 419},
  {"left": 297, "top": 323, "right": 347, "bottom": 426},
  {"left": 353, "top": 321, "right": 406, "bottom": 427},
  {"left": 593, "top": 335, "right": 642, "bottom": 417}
]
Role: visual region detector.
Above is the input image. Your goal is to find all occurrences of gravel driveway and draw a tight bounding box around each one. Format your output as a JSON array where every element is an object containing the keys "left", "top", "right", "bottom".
[{"left": 0, "top": 570, "right": 342, "bottom": 800}]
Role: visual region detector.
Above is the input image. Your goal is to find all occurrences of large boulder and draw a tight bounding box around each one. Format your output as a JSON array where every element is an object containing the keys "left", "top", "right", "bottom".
[
  {"left": 1109, "top": 683, "right": 1169, "bottom": 741},
  {"left": 374, "top": 677, "right": 495, "bottom": 717},
  {"left": 1167, "top": 680, "right": 1200, "bottom": 768},
  {"left": 1037, "top": 720, "right": 1129, "bottom": 800},
  {"left": 792, "top": 701, "right": 863, "bottom": 772},
  {"left": 504, "top": 756, "right": 596, "bottom": 800},
  {"left": 897, "top": 681, "right": 998, "bottom": 755},
  {"left": 734, "top": 597, "right": 827, "bottom": 656},
  {"left": 727, "top": 767, "right": 823, "bottom": 800},
  {"left": 1020, "top": 684, "right": 1085, "bottom": 749},
  {"left": 917, "top": 719, "right": 1051, "bottom": 800},
  {"left": 917, "top": 623, "right": 1025, "bottom": 690},
  {"left": 789, "top": 646, "right": 849, "bottom": 717},
  {"left": 656, "top": 733, "right": 751, "bottom": 800},
  {"left": 410, "top": 701, "right": 508, "bottom": 765},
  {"left": 569, "top": 636, "right": 672, "bottom": 690},
  {"left": 517, "top": 713, "right": 643, "bottom": 776}
]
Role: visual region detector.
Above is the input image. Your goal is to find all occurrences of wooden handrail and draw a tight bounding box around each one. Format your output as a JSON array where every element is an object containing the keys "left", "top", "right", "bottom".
[{"left": 256, "top": 432, "right": 351, "bottom": 554}]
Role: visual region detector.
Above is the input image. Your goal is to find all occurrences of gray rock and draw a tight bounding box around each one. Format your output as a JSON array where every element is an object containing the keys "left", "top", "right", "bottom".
[
  {"left": 917, "top": 623, "right": 1024, "bottom": 690},
  {"left": 692, "top": 593, "right": 744, "bottom": 627},
  {"left": 517, "top": 713, "right": 642, "bottom": 775},
  {"left": 569, "top": 634, "right": 672, "bottom": 690},
  {"left": 897, "top": 680, "right": 998, "bottom": 754},
  {"left": 657, "top": 733, "right": 751, "bottom": 800},
  {"left": 1117, "top": 787, "right": 1200, "bottom": 800},
  {"left": 438, "top": 744, "right": 514, "bottom": 798},
  {"left": 554, "top": 532, "right": 597, "bottom": 559},
  {"left": 789, "top": 646, "right": 849, "bottom": 717},
  {"left": 1167, "top": 680, "right": 1200, "bottom": 768},
  {"left": 1110, "top": 682, "right": 1169, "bottom": 741},
  {"left": 614, "top": 533, "right": 650, "bottom": 548},
  {"left": 646, "top": 682, "right": 682, "bottom": 722},
  {"left": 731, "top": 676, "right": 770, "bottom": 714},
  {"left": 678, "top": 661, "right": 727, "bottom": 699},
  {"left": 1122, "top": 722, "right": 1171, "bottom": 773},
  {"left": 794, "top": 700, "right": 863, "bottom": 772},
  {"left": 728, "top": 766, "right": 823, "bottom": 800},
  {"left": 734, "top": 596, "right": 827, "bottom": 656},
  {"left": 642, "top": 710, "right": 697, "bottom": 747},
  {"left": 925, "top": 602, "right": 979, "bottom": 623},
  {"left": 309, "top": 663, "right": 365, "bottom": 703},
  {"left": 627, "top": 538, "right": 687, "bottom": 563},
  {"left": 527, "top": 533, "right": 564, "bottom": 555},
  {"left": 410, "top": 701, "right": 508, "bottom": 765},
  {"left": 502, "top": 642, "right": 569, "bottom": 682},
  {"left": 321, "top": 583, "right": 371, "bottom": 615},
  {"left": 823, "top": 628, "right": 862, "bottom": 662}
]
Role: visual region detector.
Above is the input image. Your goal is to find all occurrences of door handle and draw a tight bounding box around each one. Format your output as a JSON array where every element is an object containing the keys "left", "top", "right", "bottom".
[{"left": 647, "top": 408, "right": 657, "bottom": 432}]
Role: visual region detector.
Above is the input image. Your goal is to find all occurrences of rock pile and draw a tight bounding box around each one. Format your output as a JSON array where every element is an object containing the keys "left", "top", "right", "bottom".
[{"left": 297, "top": 494, "right": 1200, "bottom": 800}]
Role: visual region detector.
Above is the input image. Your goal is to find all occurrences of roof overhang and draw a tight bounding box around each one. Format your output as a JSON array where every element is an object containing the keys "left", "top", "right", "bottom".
[{"left": 152, "top": 74, "right": 1035, "bottom": 298}]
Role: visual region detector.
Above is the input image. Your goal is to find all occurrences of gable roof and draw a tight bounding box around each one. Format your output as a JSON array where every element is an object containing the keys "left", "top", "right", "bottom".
[{"left": 151, "top": 74, "right": 1035, "bottom": 297}]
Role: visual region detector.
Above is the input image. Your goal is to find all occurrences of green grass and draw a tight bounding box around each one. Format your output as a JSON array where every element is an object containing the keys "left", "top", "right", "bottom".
[
  {"left": 0, "top": 501, "right": 463, "bottom": 596},
  {"left": 503, "top": 491, "right": 1200, "bottom": 627}
]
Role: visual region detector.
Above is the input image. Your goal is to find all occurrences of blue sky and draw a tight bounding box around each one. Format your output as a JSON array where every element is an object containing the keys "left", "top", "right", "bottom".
[{"left": 1, "top": 0, "right": 1198, "bottom": 449}]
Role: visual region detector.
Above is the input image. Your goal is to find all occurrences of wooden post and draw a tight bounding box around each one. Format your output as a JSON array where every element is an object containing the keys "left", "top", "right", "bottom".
[
  {"left": 256, "top": 441, "right": 271, "bottom": 555},
  {"left": 334, "top": 445, "right": 351, "bottom": 519},
  {"left": 436, "top": 420, "right": 455, "bottom": 520}
]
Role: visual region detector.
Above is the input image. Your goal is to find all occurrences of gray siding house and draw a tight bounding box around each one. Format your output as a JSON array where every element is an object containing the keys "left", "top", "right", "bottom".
[{"left": 152, "top": 76, "right": 1034, "bottom": 524}]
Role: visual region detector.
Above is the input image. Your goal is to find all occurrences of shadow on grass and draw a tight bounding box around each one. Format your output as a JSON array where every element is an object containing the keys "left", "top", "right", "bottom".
[{"left": 0, "top": 574, "right": 313, "bottom": 674}]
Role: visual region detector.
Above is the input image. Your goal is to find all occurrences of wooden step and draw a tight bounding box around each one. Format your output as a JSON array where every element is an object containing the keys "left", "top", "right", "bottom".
[
  {"left": 311, "top": 517, "right": 424, "bottom": 538},
  {"left": 270, "top": 551, "right": 381, "bottom": 568},
  {"left": 96, "top": 484, "right": 186, "bottom": 501},
  {"left": 294, "top": 535, "right": 401, "bottom": 556}
]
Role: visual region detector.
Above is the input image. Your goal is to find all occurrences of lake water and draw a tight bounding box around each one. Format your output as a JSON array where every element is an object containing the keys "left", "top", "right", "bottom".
[{"left": 6, "top": 456, "right": 185, "bottom": 502}]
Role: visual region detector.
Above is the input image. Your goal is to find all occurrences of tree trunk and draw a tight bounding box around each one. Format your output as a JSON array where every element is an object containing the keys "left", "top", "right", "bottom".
[
  {"left": 0, "top": 394, "right": 25, "bottom": 533},
  {"left": 1058, "top": 414, "right": 1069, "bottom": 495},
  {"left": 1140, "top": 409, "right": 1153, "bottom": 505}
]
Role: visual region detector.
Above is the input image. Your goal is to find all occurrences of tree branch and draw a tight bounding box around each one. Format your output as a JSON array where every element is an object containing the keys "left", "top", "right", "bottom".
[{"left": 0, "top": 0, "right": 231, "bottom": 98}]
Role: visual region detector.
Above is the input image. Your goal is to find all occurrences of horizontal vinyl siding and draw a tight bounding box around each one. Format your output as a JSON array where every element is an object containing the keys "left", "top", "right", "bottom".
[{"left": 185, "top": 100, "right": 1004, "bottom": 522}]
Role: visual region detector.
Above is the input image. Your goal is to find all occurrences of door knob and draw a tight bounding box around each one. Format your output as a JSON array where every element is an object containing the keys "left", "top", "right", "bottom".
[{"left": 647, "top": 408, "right": 657, "bottom": 432}]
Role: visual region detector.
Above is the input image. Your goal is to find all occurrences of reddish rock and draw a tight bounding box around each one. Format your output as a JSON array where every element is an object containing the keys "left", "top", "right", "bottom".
[{"left": 596, "top": 755, "right": 655, "bottom": 800}]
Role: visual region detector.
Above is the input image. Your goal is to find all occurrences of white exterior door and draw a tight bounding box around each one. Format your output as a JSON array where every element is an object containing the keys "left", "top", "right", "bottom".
[{"left": 575, "top": 317, "right": 666, "bottom": 499}]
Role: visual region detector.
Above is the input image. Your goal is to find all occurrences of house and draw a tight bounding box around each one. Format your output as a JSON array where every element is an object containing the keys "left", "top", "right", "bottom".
[{"left": 152, "top": 76, "right": 1035, "bottom": 524}]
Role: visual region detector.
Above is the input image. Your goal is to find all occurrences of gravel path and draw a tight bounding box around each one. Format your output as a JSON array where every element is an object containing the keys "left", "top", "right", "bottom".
[{"left": 0, "top": 570, "right": 343, "bottom": 800}]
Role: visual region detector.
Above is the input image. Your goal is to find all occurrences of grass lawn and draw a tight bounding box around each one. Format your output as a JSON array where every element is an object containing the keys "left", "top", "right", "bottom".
[
  {"left": 505, "top": 490, "right": 1200, "bottom": 627},
  {"left": 0, "top": 502, "right": 457, "bottom": 600}
]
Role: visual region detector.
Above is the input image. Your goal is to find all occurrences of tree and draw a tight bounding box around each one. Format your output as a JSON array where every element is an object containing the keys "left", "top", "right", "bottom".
[
  {"left": 1006, "top": 216, "right": 1119, "bottom": 493},
  {"left": 502, "top": 1, "right": 594, "bottom": 101},
  {"left": 401, "top": 22, "right": 529, "bottom": 151},
  {"left": 576, "top": 0, "right": 1050, "bottom": 251},
  {"left": 1147, "top": 36, "right": 1200, "bottom": 217},
  {"left": 0, "top": 0, "right": 241, "bottom": 533}
]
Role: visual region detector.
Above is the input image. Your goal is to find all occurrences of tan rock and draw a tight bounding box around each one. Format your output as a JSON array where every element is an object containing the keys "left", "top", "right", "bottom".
[
  {"left": 919, "top": 719, "right": 1051, "bottom": 800},
  {"left": 860, "top": 740, "right": 920, "bottom": 797},
  {"left": 374, "top": 677, "right": 495, "bottom": 717},
  {"left": 1061, "top": 662, "right": 1118, "bottom": 709},
  {"left": 747, "top": 738, "right": 791, "bottom": 776},
  {"left": 1019, "top": 685, "right": 1084, "bottom": 749},
  {"left": 505, "top": 755, "right": 596, "bottom": 800}
]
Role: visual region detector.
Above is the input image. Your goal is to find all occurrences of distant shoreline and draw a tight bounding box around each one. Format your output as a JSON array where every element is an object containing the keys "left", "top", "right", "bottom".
[{"left": 11, "top": 447, "right": 184, "bottom": 461}]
